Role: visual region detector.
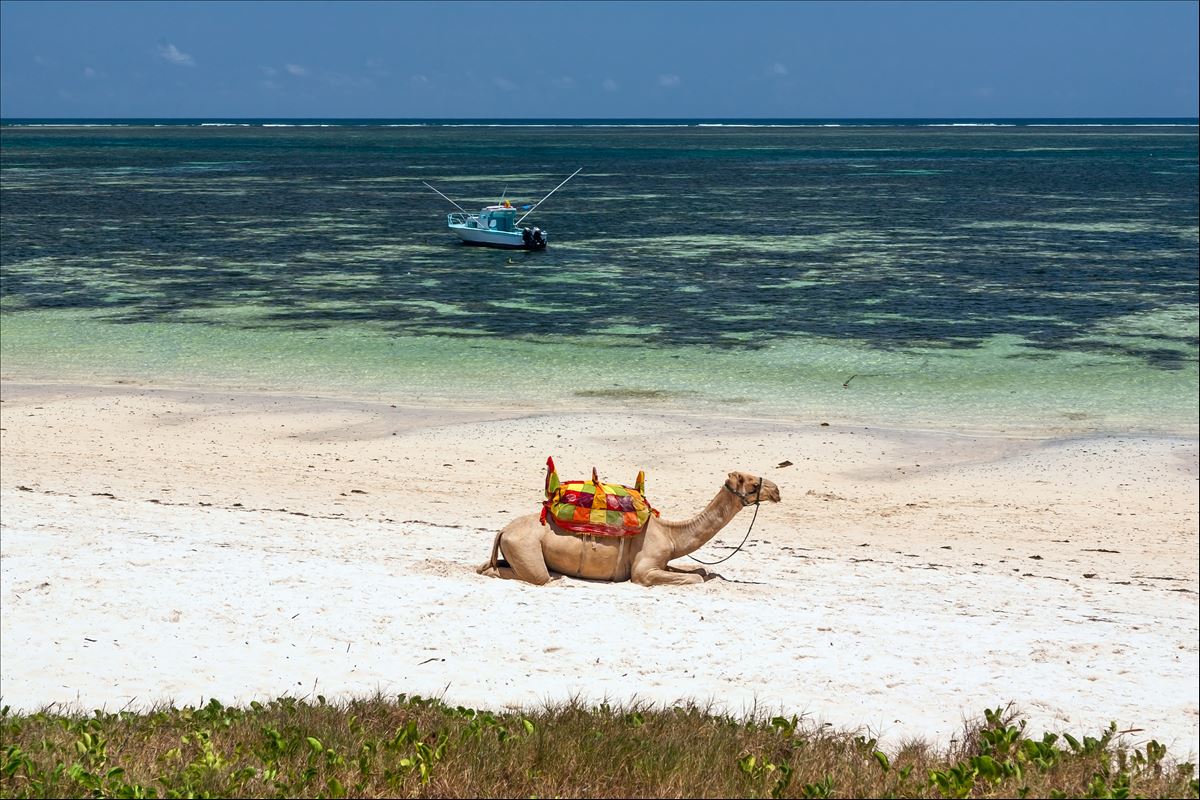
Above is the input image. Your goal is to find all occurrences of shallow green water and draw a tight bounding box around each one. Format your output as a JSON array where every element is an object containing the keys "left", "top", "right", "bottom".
[{"left": 1, "top": 122, "right": 1197, "bottom": 434}]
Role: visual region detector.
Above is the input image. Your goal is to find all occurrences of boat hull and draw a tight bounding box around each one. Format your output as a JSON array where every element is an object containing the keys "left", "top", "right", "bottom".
[{"left": 450, "top": 225, "right": 547, "bottom": 250}]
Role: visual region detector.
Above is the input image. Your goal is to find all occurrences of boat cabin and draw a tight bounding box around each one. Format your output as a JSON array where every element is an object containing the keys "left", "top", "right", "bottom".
[
  {"left": 477, "top": 205, "right": 518, "bottom": 232},
  {"left": 449, "top": 204, "right": 521, "bottom": 232}
]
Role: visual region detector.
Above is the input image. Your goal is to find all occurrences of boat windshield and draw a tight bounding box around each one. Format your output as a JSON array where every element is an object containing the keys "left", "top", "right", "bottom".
[{"left": 483, "top": 208, "right": 517, "bottom": 232}]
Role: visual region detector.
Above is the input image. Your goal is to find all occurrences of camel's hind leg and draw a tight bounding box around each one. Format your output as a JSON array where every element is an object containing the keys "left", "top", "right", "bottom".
[{"left": 477, "top": 520, "right": 552, "bottom": 585}]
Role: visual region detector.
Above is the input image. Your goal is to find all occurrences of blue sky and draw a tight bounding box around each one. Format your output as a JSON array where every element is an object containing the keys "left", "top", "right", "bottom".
[{"left": 1, "top": 0, "right": 1196, "bottom": 118}]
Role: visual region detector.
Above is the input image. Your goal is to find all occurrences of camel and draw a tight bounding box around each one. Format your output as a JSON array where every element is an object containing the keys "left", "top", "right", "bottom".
[{"left": 477, "top": 470, "right": 781, "bottom": 586}]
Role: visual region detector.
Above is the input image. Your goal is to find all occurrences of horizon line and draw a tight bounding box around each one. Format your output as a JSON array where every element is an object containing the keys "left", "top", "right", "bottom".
[{"left": 2, "top": 115, "right": 1198, "bottom": 121}]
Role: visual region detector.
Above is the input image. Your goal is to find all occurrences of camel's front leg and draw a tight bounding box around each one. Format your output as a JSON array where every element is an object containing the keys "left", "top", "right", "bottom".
[
  {"left": 666, "top": 564, "right": 710, "bottom": 577},
  {"left": 631, "top": 566, "right": 707, "bottom": 586}
]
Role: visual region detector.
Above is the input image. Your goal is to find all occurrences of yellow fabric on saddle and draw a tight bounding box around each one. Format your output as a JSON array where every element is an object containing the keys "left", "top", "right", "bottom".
[{"left": 540, "top": 456, "right": 657, "bottom": 537}]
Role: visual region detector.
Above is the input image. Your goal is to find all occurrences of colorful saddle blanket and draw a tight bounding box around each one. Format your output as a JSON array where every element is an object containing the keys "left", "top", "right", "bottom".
[{"left": 539, "top": 456, "right": 658, "bottom": 537}]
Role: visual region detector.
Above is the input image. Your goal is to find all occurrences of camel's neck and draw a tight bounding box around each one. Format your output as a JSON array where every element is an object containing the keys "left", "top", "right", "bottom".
[{"left": 656, "top": 486, "right": 746, "bottom": 559}]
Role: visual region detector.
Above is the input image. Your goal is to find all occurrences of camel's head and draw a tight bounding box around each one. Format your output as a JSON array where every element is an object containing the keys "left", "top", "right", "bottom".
[{"left": 725, "top": 471, "right": 781, "bottom": 505}]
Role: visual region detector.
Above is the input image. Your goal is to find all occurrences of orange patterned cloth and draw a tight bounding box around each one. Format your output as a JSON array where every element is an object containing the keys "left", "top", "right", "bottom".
[{"left": 540, "top": 457, "right": 657, "bottom": 537}]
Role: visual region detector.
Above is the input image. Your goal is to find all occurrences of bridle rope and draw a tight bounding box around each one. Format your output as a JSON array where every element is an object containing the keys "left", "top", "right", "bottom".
[{"left": 687, "top": 476, "right": 763, "bottom": 566}]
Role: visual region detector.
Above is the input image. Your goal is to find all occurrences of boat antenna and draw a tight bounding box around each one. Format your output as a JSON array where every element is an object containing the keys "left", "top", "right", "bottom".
[
  {"left": 422, "top": 181, "right": 471, "bottom": 215},
  {"left": 516, "top": 168, "right": 582, "bottom": 225}
]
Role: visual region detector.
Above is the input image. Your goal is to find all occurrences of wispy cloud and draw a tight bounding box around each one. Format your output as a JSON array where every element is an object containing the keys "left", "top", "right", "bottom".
[
  {"left": 658, "top": 74, "right": 681, "bottom": 88},
  {"left": 319, "top": 71, "right": 372, "bottom": 90},
  {"left": 551, "top": 76, "right": 575, "bottom": 89},
  {"left": 285, "top": 63, "right": 308, "bottom": 77},
  {"left": 602, "top": 78, "right": 619, "bottom": 92},
  {"left": 769, "top": 62, "right": 788, "bottom": 76},
  {"left": 157, "top": 43, "right": 195, "bottom": 67},
  {"left": 82, "top": 66, "right": 100, "bottom": 79},
  {"left": 493, "top": 76, "right": 517, "bottom": 92}
]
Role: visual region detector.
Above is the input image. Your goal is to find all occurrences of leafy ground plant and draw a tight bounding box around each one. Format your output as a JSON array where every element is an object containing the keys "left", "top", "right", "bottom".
[{"left": 1, "top": 697, "right": 1196, "bottom": 798}]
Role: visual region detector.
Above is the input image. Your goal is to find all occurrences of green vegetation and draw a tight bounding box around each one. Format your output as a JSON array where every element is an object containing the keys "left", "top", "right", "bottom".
[{"left": 1, "top": 696, "right": 1195, "bottom": 799}]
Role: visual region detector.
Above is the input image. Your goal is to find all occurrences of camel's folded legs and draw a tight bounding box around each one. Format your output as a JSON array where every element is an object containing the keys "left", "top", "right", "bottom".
[
  {"left": 633, "top": 566, "right": 708, "bottom": 586},
  {"left": 666, "top": 564, "right": 710, "bottom": 576}
]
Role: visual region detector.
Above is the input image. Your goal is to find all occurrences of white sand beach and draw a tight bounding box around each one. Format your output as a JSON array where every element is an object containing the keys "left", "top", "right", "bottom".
[{"left": 1, "top": 381, "right": 1197, "bottom": 760}]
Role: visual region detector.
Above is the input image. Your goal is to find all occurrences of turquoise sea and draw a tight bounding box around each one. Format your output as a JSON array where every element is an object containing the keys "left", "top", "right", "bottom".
[{"left": 1, "top": 119, "right": 1197, "bottom": 435}]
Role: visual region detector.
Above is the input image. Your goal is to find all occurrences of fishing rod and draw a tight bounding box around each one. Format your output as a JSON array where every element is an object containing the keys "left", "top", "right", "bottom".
[
  {"left": 516, "top": 168, "right": 582, "bottom": 225},
  {"left": 422, "top": 181, "right": 475, "bottom": 219}
]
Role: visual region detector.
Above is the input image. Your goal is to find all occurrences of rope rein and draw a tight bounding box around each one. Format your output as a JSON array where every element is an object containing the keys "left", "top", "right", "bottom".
[{"left": 686, "top": 477, "right": 763, "bottom": 566}]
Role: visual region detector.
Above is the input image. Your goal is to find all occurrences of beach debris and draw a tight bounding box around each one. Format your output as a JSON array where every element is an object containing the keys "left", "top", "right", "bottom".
[
  {"left": 1083, "top": 548, "right": 1120, "bottom": 553},
  {"left": 843, "top": 375, "right": 857, "bottom": 388},
  {"left": 820, "top": 422, "right": 830, "bottom": 426},
  {"left": 1029, "top": 555, "right": 1043, "bottom": 560},
  {"left": 17, "top": 485, "right": 32, "bottom": 492},
  {"left": 776, "top": 460, "right": 793, "bottom": 468},
  {"left": 1083, "top": 573, "right": 1098, "bottom": 579}
]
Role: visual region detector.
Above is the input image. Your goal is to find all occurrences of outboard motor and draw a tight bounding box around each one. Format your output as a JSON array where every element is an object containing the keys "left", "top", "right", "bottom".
[
  {"left": 532, "top": 227, "right": 545, "bottom": 247},
  {"left": 522, "top": 228, "right": 533, "bottom": 246}
]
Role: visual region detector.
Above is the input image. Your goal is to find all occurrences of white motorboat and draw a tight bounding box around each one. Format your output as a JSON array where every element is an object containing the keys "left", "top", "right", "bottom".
[
  {"left": 447, "top": 202, "right": 547, "bottom": 250},
  {"left": 424, "top": 168, "right": 580, "bottom": 251}
]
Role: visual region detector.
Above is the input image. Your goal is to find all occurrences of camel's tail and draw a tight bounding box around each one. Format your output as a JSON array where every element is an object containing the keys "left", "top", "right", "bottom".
[{"left": 477, "top": 530, "right": 505, "bottom": 575}]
